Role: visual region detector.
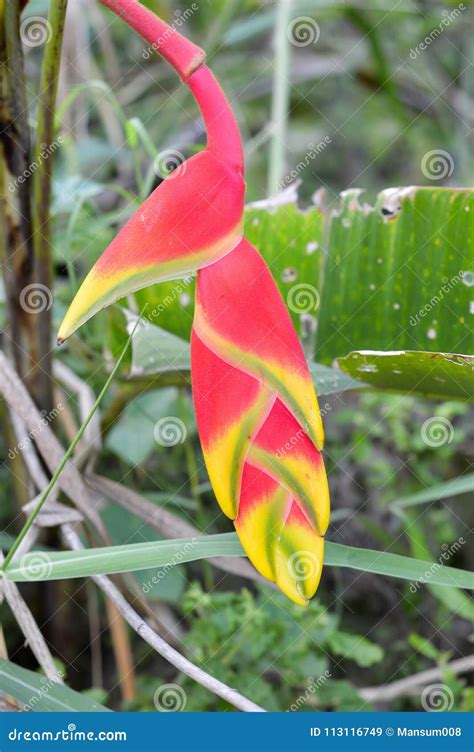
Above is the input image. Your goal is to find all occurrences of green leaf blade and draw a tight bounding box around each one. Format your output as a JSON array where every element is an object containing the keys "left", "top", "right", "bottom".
[
  {"left": 0, "top": 659, "right": 111, "bottom": 712},
  {"left": 5, "top": 535, "right": 473, "bottom": 590},
  {"left": 337, "top": 350, "right": 474, "bottom": 401},
  {"left": 318, "top": 187, "right": 474, "bottom": 362}
]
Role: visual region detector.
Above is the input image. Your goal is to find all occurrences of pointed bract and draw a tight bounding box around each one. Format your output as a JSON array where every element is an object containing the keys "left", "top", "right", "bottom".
[
  {"left": 58, "top": 0, "right": 330, "bottom": 605},
  {"left": 191, "top": 240, "right": 329, "bottom": 604},
  {"left": 58, "top": 151, "right": 244, "bottom": 340}
]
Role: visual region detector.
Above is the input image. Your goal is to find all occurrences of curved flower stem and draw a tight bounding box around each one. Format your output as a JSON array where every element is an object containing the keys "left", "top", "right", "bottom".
[
  {"left": 100, "top": 0, "right": 205, "bottom": 79},
  {"left": 98, "top": 0, "right": 243, "bottom": 173}
]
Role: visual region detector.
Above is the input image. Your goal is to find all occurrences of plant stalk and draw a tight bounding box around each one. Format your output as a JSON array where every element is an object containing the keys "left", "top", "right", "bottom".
[
  {"left": 267, "top": 0, "right": 291, "bottom": 195},
  {"left": 2, "top": 312, "right": 145, "bottom": 572},
  {"left": 31, "top": 0, "right": 69, "bottom": 413}
]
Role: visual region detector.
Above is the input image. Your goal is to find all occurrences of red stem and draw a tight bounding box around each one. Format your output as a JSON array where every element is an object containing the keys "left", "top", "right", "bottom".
[
  {"left": 99, "top": 0, "right": 205, "bottom": 80},
  {"left": 188, "top": 66, "right": 243, "bottom": 173},
  {"left": 99, "top": 0, "right": 243, "bottom": 173}
]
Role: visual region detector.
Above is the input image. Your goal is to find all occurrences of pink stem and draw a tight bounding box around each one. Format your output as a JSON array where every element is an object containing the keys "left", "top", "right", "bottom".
[
  {"left": 99, "top": 0, "right": 243, "bottom": 173},
  {"left": 188, "top": 66, "right": 243, "bottom": 173},
  {"left": 99, "top": 0, "right": 205, "bottom": 80}
]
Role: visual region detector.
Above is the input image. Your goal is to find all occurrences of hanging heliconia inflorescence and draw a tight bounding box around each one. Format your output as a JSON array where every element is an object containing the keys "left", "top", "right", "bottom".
[{"left": 58, "top": 0, "right": 330, "bottom": 605}]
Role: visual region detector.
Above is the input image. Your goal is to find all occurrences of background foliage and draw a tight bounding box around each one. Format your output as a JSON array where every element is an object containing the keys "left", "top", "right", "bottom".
[{"left": 1, "top": 0, "right": 473, "bottom": 713}]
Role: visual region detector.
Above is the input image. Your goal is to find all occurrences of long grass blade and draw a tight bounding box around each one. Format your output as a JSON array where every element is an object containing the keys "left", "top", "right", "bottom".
[{"left": 5, "top": 533, "right": 473, "bottom": 590}]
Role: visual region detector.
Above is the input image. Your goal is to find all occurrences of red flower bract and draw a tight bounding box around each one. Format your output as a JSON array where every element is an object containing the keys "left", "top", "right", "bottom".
[{"left": 58, "top": 0, "right": 330, "bottom": 605}]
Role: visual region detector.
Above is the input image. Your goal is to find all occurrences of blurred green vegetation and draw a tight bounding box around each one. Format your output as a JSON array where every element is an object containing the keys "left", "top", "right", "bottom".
[{"left": 2, "top": 0, "right": 472, "bottom": 713}]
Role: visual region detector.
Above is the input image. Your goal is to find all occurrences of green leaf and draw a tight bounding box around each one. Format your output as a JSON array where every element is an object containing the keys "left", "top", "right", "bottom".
[
  {"left": 5, "top": 535, "right": 237, "bottom": 582},
  {"left": 126, "top": 313, "right": 191, "bottom": 377},
  {"left": 0, "top": 659, "right": 110, "bottom": 712},
  {"left": 317, "top": 187, "right": 474, "bottom": 362},
  {"left": 105, "top": 387, "right": 195, "bottom": 466},
  {"left": 327, "top": 631, "right": 384, "bottom": 667},
  {"left": 245, "top": 199, "right": 324, "bottom": 338},
  {"left": 408, "top": 633, "right": 441, "bottom": 661},
  {"left": 317, "top": 679, "right": 368, "bottom": 711},
  {"left": 309, "top": 362, "right": 367, "bottom": 396},
  {"left": 324, "top": 540, "right": 474, "bottom": 590},
  {"left": 404, "top": 515, "right": 474, "bottom": 622},
  {"left": 391, "top": 473, "right": 474, "bottom": 509},
  {"left": 427, "top": 585, "right": 474, "bottom": 622},
  {"left": 6, "top": 534, "right": 474, "bottom": 590},
  {"left": 134, "top": 279, "right": 196, "bottom": 345},
  {"left": 337, "top": 350, "right": 474, "bottom": 401}
]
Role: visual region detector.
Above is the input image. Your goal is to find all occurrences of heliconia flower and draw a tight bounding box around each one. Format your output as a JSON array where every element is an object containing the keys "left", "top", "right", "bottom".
[
  {"left": 192, "top": 239, "right": 329, "bottom": 604},
  {"left": 58, "top": 0, "right": 330, "bottom": 605}
]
